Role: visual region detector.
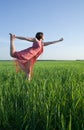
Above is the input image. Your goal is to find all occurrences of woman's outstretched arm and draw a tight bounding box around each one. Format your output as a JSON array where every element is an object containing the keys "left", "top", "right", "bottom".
[
  {"left": 9, "top": 33, "right": 36, "bottom": 42},
  {"left": 15, "top": 35, "right": 36, "bottom": 42},
  {"left": 43, "top": 38, "right": 63, "bottom": 46}
]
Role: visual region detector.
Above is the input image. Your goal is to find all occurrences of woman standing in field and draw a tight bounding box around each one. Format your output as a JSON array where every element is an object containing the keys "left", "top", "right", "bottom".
[{"left": 9, "top": 32, "right": 63, "bottom": 81}]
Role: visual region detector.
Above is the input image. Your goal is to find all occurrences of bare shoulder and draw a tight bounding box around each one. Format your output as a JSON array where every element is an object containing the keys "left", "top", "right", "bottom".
[
  {"left": 33, "top": 38, "right": 40, "bottom": 43},
  {"left": 26, "top": 37, "right": 36, "bottom": 42}
]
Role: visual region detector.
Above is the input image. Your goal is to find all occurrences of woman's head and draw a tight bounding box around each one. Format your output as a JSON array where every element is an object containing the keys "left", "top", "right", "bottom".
[{"left": 35, "top": 32, "right": 44, "bottom": 40}]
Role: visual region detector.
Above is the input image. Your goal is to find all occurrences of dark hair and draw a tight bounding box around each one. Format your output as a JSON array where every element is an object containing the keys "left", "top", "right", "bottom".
[{"left": 35, "top": 32, "right": 43, "bottom": 40}]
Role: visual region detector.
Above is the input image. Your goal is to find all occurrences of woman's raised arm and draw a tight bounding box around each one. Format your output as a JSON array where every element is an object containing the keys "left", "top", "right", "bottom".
[
  {"left": 43, "top": 38, "right": 63, "bottom": 46},
  {"left": 15, "top": 35, "right": 36, "bottom": 42},
  {"left": 9, "top": 33, "right": 37, "bottom": 42}
]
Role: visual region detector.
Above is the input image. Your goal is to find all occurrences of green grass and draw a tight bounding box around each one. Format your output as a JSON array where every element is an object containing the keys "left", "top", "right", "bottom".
[{"left": 0, "top": 60, "right": 84, "bottom": 130}]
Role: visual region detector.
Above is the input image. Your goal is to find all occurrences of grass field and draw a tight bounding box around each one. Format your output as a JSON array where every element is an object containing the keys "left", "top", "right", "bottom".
[{"left": 0, "top": 60, "right": 84, "bottom": 130}]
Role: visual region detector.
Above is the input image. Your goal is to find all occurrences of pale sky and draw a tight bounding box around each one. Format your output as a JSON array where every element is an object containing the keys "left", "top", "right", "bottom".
[{"left": 0, "top": 0, "right": 84, "bottom": 60}]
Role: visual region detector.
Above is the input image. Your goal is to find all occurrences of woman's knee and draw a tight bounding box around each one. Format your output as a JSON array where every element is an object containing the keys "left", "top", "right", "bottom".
[{"left": 10, "top": 52, "right": 15, "bottom": 57}]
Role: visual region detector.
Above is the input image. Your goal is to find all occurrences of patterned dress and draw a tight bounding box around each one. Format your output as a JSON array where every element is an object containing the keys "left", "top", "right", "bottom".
[{"left": 14, "top": 40, "right": 43, "bottom": 73}]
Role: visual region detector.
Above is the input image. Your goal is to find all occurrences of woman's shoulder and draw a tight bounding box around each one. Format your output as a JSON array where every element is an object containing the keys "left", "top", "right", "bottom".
[{"left": 33, "top": 38, "right": 41, "bottom": 43}]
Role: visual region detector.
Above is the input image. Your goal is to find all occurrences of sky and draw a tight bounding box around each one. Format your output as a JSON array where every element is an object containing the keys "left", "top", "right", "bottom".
[{"left": 0, "top": 0, "right": 84, "bottom": 60}]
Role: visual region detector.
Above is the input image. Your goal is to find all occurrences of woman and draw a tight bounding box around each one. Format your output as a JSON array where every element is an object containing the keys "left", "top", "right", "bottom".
[{"left": 9, "top": 32, "right": 63, "bottom": 80}]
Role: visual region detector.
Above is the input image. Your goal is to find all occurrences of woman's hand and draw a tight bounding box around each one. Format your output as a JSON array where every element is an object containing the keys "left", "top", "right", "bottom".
[
  {"left": 9, "top": 33, "right": 16, "bottom": 40},
  {"left": 59, "top": 38, "right": 64, "bottom": 41}
]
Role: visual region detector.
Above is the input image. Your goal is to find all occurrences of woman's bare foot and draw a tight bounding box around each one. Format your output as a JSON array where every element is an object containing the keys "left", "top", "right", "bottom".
[
  {"left": 9, "top": 33, "right": 12, "bottom": 39},
  {"left": 26, "top": 73, "right": 31, "bottom": 81},
  {"left": 9, "top": 33, "right": 15, "bottom": 40}
]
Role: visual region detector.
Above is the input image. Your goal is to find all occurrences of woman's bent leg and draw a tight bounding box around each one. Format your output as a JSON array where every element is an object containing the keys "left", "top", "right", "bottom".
[{"left": 9, "top": 33, "right": 16, "bottom": 57}]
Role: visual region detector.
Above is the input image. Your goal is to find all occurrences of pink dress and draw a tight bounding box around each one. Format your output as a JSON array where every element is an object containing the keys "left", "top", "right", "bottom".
[{"left": 14, "top": 40, "right": 43, "bottom": 73}]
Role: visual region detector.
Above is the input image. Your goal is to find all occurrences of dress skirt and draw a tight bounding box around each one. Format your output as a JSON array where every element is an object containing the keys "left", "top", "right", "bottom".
[{"left": 13, "top": 41, "right": 43, "bottom": 73}]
